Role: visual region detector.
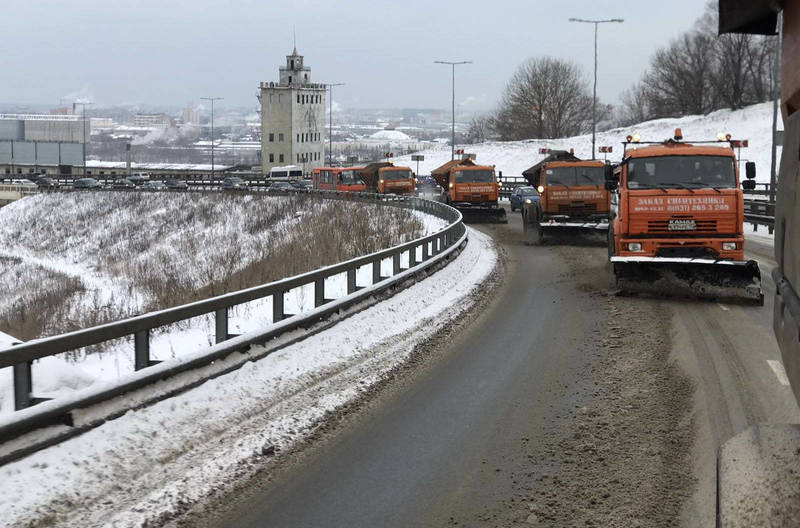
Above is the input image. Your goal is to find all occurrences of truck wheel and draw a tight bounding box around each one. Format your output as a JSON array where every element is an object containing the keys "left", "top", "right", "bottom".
[{"left": 523, "top": 207, "right": 543, "bottom": 246}]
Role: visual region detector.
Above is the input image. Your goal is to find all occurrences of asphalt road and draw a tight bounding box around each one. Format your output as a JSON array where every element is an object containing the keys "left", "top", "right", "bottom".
[{"left": 196, "top": 214, "right": 800, "bottom": 528}]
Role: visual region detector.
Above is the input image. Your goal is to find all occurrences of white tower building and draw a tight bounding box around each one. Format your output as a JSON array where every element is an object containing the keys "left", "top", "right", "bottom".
[{"left": 258, "top": 49, "right": 326, "bottom": 176}]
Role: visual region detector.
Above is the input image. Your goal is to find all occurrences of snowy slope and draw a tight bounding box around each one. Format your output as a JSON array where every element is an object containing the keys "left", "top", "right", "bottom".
[
  {"left": 0, "top": 227, "right": 497, "bottom": 528},
  {"left": 395, "top": 102, "right": 782, "bottom": 184}
]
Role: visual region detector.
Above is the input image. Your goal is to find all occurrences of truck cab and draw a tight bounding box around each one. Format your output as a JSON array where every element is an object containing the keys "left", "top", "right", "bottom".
[
  {"left": 358, "top": 162, "right": 416, "bottom": 195},
  {"left": 607, "top": 129, "right": 762, "bottom": 303}
]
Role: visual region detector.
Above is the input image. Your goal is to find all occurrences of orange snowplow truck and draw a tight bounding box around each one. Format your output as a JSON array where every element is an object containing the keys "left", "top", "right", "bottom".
[
  {"left": 521, "top": 151, "right": 611, "bottom": 243},
  {"left": 357, "top": 162, "right": 416, "bottom": 195},
  {"left": 606, "top": 128, "right": 762, "bottom": 304},
  {"left": 430, "top": 158, "right": 507, "bottom": 223}
]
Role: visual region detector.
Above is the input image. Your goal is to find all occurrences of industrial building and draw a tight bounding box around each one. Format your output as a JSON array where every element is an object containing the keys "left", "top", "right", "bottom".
[
  {"left": 258, "top": 48, "right": 326, "bottom": 176},
  {"left": 133, "top": 113, "right": 171, "bottom": 129},
  {"left": 0, "top": 114, "right": 88, "bottom": 175}
]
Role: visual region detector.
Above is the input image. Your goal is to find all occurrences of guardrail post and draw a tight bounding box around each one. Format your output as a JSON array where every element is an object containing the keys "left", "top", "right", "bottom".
[
  {"left": 273, "top": 290, "right": 285, "bottom": 322},
  {"left": 409, "top": 245, "right": 418, "bottom": 267},
  {"left": 347, "top": 268, "right": 358, "bottom": 294},
  {"left": 314, "top": 277, "right": 333, "bottom": 307},
  {"left": 393, "top": 253, "right": 402, "bottom": 275},
  {"left": 134, "top": 329, "right": 151, "bottom": 371},
  {"left": 422, "top": 240, "right": 430, "bottom": 261},
  {"left": 215, "top": 308, "right": 229, "bottom": 344},
  {"left": 13, "top": 362, "right": 33, "bottom": 410}
]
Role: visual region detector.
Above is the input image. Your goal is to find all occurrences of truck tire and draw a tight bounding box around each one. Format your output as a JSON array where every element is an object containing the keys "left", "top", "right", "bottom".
[{"left": 523, "top": 207, "right": 543, "bottom": 246}]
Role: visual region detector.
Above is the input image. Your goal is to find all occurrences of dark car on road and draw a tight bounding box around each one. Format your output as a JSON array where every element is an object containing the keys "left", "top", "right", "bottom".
[
  {"left": 222, "top": 177, "right": 247, "bottom": 190},
  {"left": 510, "top": 185, "right": 540, "bottom": 212},
  {"left": 269, "top": 181, "right": 294, "bottom": 193},
  {"left": 164, "top": 179, "right": 189, "bottom": 190},
  {"left": 139, "top": 181, "right": 167, "bottom": 191},
  {"left": 73, "top": 178, "right": 102, "bottom": 190},
  {"left": 289, "top": 179, "right": 311, "bottom": 191},
  {"left": 113, "top": 178, "right": 136, "bottom": 189},
  {"left": 36, "top": 177, "right": 60, "bottom": 189}
]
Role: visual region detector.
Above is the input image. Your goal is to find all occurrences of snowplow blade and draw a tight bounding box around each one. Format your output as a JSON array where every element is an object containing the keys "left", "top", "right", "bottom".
[
  {"left": 610, "top": 257, "right": 763, "bottom": 305},
  {"left": 459, "top": 206, "right": 508, "bottom": 224}
]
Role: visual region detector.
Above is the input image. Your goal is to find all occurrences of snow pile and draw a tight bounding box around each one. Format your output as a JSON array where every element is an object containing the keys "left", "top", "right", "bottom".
[
  {"left": 395, "top": 102, "right": 782, "bottom": 184},
  {"left": 0, "top": 227, "right": 497, "bottom": 528}
]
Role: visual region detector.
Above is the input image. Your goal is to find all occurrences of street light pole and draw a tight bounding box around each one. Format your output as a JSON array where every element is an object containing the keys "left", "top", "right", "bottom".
[
  {"left": 435, "top": 60, "right": 471, "bottom": 160},
  {"left": 326, "top": 83, "right": 344, "bottom": 166},
  {"left": 76, "top": 101, "right": 93, "bottom": 176},
  {"left": 568, "top": 17, "right": 623, "bottom": 160},
  {"left": 201, "top": 96, "right": 223, "bottom": 184}
]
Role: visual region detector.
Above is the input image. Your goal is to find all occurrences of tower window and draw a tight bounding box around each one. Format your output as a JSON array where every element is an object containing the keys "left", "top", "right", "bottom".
[
  {"left": 288, "top": 76, "right": 292, "bottom": 84},
  {"left": 269, "top": 133, "right": 274, "bottom": 142},
  {"left": 269, "top": 153, "right": 274, "bottom": 162},
  {"left": 291, "top": 59, "right": 294, "bottom": 69},
  {"left": 279, "top": 153, "right": 284, "bottom": 162},
  {"left": 279, "top": 133, "right": 284, "bottom": 142}
]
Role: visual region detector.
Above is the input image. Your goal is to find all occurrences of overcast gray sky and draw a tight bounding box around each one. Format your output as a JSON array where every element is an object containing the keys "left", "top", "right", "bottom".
[{"left": 1, "top": 0, "right": 708, "bottom": 113}]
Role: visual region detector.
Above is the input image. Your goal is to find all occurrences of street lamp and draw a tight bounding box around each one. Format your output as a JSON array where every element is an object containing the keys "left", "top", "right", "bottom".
[
  {"left": 435, "top": 60, "right": 472, "bottom": 160},
  {"left": 568, "top": 17, "right": 623, "bottom": 160},
  {"left": 76, "top": 101, "right": 93, "bottom": 176},
  {"left": 326, "top": 83, "right": 344, "bottom": 166},
  {"left": 201, "top": 96, "right": 223, "bottom": 184}
]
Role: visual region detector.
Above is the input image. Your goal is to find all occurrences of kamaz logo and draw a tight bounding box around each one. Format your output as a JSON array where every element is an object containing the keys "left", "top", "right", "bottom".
[{"left": 668, "top": 219, "right": 696, "bottom": 231}]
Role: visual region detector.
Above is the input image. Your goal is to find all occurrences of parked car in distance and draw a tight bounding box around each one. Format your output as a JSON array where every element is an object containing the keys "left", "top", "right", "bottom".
[
  {"left": 269, "top": 181, "right": 294, "bottom": 192},
  {"left": 139, "top": 181, "right": 167, "bottom": 191},
  {"left": 112, "top": 178, "right": 136, "bottom": 189},
  {"left": 222, "top": 177, "right": 247, "bottom": 190},
  {"left": 73, "top": 178, "right": 102, "bottom": 190},
  {"left": 164, "top": 179, "right": 189, "bottom": 190},
  {"left": 128, "top": 172, "right": 150, "bottom": 185},
  {"left": 510, "top": 185, "right": 540, "bottom": 212},
  {"left": 36, "top": 177, "right": 60, "bottom": 189},
  {"left": 289, "top": 179, "right": 311, "bottom": 190}
]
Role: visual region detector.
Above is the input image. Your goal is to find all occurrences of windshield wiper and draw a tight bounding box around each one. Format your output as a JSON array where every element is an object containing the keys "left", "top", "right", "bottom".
[
  {"left": 547, "top": 180, "right": 570, "bottom": 189},
  {"left": 683, "top": 181, "right": 723, "bottom": 194},
  {"left": 658, "top": 182, "right": 694, "bottom": 194},
  {"left": 579, "top": 174, "right": 601, "bottom": 185},
  {"left": 631, "top": 182, "right": 668, "bottom": 193}
]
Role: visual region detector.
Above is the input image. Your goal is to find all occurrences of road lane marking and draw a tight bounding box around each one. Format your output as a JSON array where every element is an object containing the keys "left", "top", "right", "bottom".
[
  {"left": 717, "top": 303, "right": 729, "bottom": 312},
  {"left": 767, "top": 359, "right": 791, "bottom": 386}
]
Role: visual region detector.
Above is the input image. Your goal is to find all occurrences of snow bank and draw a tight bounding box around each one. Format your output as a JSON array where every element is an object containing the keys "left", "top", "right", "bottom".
[
  {"left": 395, "top": 102, "right": 782, "bottom": 184},
  {"left": 0, "top": 227, "right": 497, "bottom": 528}
]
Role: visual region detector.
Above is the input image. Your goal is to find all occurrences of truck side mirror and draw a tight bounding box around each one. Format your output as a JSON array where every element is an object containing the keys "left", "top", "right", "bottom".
[
  {"left": 745, "top": 161, "right": 756, "bottom": 180},
  {"left": 498, "top": 171, "right": 503, "bottom": 182},
  {"left": 605, "top": 165, "right": 617, "bottom": 182},
  {"left": 605, "top": 180, "right": 618, "bottom": 192},
  {"left": 742, "top": 179, "right": 756, "bottom": 190}
]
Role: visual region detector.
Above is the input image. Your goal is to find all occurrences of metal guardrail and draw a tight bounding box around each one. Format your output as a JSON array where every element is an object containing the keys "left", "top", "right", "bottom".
[
  {"left": 0, "top": 190, "right": 466, "bottom": 448},
  {"left": 743, "top": 199, "right": 775, "bottom": 233}
]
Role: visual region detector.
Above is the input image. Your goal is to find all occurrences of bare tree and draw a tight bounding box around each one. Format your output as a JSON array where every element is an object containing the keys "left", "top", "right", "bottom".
[
  {"left": 491, "top": 57, "right": 593, "bottom": 141},
  {"left": 619, "top": 83, "right": 652, "bottom": 126},
  {"left": 465, "top": 114, "right": 492, "bottom": 144},
  {"left": 642, "top": 31, "right": 717, "bottom": 117}
]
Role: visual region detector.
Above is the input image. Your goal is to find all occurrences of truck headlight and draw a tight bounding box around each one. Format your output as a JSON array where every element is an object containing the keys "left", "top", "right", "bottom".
[
  {"left": 722, "top": 242, "right": 737, "bottom": 251},
  {"left": 627, "top": 242, "right": 643, "bottom": 252}
]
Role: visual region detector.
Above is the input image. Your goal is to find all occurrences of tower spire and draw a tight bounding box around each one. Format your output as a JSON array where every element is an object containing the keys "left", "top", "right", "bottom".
[{"left": 293, "top": 26, "right": 297, "bottom": 55}]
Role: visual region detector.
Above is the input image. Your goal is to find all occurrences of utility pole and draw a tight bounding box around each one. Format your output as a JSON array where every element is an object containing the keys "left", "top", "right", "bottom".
[
  {"left": 435, "top": 60, "right": 471, "bottom": 160},
  {"left": 770, "top": 11, "right": 783, "bottom": 205},
  {"left": 76, "top": 101, "right": 93, "bottom": 176},
  {"left": 201, "top": 96, "right": 223, "bottom": 184},
  {"left": 568, "top": 17, "right": 623, "bottom": 160},
  {"left": 326, "top": 83, "right": 344, "bottom": 166}
]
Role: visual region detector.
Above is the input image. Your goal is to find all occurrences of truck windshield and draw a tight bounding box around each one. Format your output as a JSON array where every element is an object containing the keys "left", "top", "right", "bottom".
[
  {"left": 627, "top": 155, "right": 736, "bottom": 189},
  {"left": 383, "top": 170, "right": 412, "bottom": 181},
  {"left": 454, "top": 170, "right": 494, "bottom": 183},
  {"left": 545, "top": 166, "right": 605, "bottom": 186}
]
